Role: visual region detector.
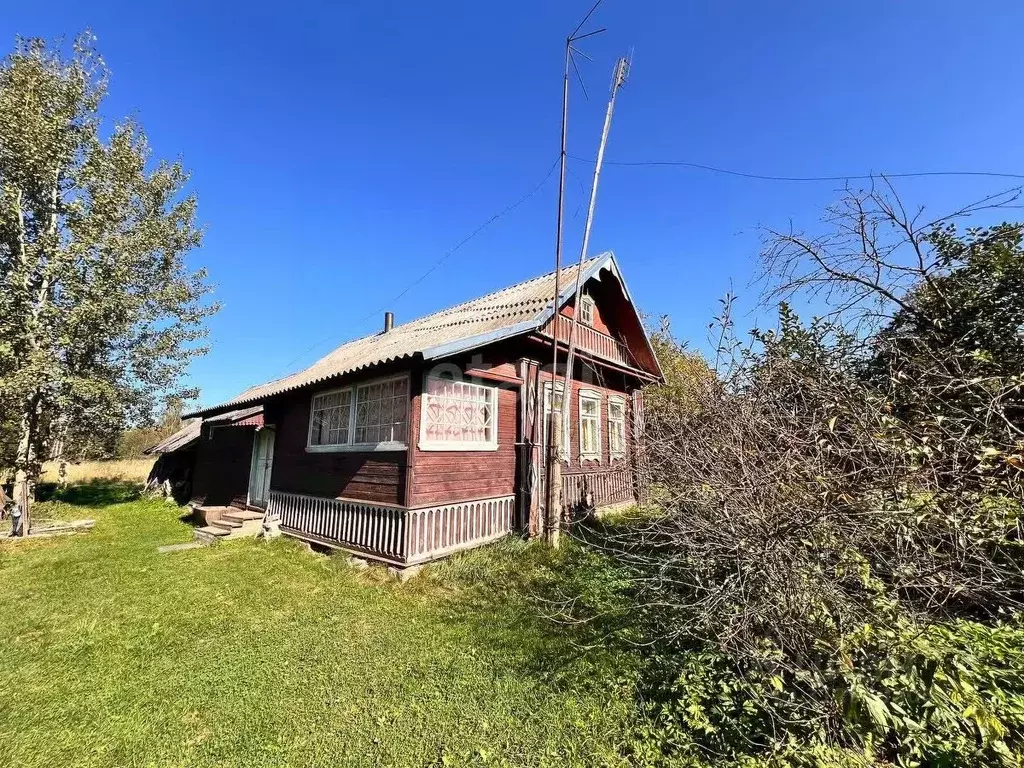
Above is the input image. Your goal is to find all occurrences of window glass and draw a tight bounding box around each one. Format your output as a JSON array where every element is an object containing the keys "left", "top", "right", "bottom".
[
  {"left": 542, "top": 381, "right": 566, "bottom": 457},
  {"left": 308, "top": 376, "right": 407, "bottom": 448},
  {"left": 580, "top": 295, "right": 595, "bottom": 326},
  {"left": 580, "top": 393, "right": 601, "bottom": 457},
  {"left": 421, "top": 377, "right": 497, "bottom": 448},
  {"left": 309, "top": 389, "right": 352, "bottom": 447},
  {"left": 608, "top": 398, "right": 626, "bottom": 456},
  {"left": 355, "top": 377, "right": 408, "bottom": 444}
]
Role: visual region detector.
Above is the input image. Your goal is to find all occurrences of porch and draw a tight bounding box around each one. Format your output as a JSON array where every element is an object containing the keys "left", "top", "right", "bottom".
[{"left": 268, "top": 490, "right": 515, "bottom": 567}]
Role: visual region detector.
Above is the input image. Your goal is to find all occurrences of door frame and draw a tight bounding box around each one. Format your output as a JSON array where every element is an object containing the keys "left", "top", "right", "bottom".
[{"left": 247, "top": 427, "right": 276, "bottom": 509}]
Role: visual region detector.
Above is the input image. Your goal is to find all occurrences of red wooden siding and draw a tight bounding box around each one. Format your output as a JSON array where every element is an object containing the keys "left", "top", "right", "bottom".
[
  {"left": 407, "top": 385, "right": 518, "bottom": 507},
  {"left": 559, "top": 294, "right": 612, "bottom": 335},
  {"left": 559, "top": 272, "right": 660, "bottom": 378},
  {"left": 544, "top": 375, "right": 634, "bottom": 473},
  {"left": 267, "top": 393, "right": 406, "bottom": 505},
  {"left": 190, "top": 424, "right": 254, "bottom": 509}
]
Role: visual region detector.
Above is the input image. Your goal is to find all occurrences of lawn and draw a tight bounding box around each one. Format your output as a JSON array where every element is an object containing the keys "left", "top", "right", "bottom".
[{"left": 0, "top": 486, "right": 644, "bottom": 767}]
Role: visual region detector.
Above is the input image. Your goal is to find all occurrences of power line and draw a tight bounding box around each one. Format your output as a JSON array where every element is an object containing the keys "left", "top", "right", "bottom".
[
  {"left": 273, "top": 156, "right": 562, "bottom": 376},
  {"left": 568, "top": 154, "right": 1024, "bottom": 182}
]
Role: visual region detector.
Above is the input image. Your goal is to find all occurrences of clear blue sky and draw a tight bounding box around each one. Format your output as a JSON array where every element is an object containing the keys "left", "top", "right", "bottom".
[{"left": 4, "top": 1, "right": 1024, "bottom": 409}]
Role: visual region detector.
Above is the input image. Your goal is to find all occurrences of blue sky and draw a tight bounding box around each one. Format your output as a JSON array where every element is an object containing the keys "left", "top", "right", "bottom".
[{"left": 4, "top": 1, "right": 1024, "bottom": 409}]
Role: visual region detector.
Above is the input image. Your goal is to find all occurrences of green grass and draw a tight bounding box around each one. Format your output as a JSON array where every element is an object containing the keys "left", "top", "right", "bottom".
[{"left": 0, "top": 488, "right": 645, "bottom": 767}]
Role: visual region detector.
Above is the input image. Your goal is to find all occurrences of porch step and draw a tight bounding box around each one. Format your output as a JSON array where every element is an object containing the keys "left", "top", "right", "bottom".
[
  {"left": 195, "top": 525, "right": 231, "bottom": 544},
  {"left": 222, "top": 510, "right": 263, "bottom": 523},
  {"left": 192, "top": 514, "right": 264, "bottom": 544}
]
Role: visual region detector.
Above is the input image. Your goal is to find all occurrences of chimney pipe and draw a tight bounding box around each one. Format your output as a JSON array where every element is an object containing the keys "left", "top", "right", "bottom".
[{"left": 383, "top": 311, "right": 394, "bottom": 333}]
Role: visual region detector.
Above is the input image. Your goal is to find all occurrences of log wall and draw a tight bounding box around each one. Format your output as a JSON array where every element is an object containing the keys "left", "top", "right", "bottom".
[{"left": 267, "top": 393, "right": 406, "bottom": 505}]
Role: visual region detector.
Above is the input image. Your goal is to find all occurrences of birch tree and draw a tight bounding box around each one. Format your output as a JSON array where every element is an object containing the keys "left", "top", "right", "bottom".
[{"left": 0, "top": 33, "right": 215, "bottom": 518}]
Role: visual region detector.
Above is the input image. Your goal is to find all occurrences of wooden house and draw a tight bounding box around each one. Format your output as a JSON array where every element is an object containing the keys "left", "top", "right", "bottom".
[{"left": 181, "top": 252, "right": 662, "bottom": 566}]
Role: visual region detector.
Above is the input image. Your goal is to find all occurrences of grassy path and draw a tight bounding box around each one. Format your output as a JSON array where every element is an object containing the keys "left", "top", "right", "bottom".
[{"left": 0, "top": 492, "right": 640, "bottom": 767}]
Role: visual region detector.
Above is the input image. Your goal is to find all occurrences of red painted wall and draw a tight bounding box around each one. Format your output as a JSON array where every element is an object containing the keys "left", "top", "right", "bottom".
[
  {"left": 407, "top": 382, "right": 518, "bottom": 507},
  {"left": 267, "top": 392, "right": 406, "bottom": 505},
  {"left": 557, "top": 376, "right": 634, "bottom": 476}
]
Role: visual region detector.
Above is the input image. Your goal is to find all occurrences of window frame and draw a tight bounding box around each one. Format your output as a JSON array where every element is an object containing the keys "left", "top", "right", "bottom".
[
  {"left": 305, "top": 373, "right": 410, "bottom": 453},
  {"left": 418, "top": 374, "right": 500, "bottom": 452},
  {"left": 542, "top": 380, "right": 569, "bottom": 462},
  {"left": 578, "top": 388, "right": 603, "bottom": 462},
  {"left": 579, "top": 294, "right": 596, "bottom": 326},
  {"left": 607, "top": 394, "right": 627, "bottom": 459}
]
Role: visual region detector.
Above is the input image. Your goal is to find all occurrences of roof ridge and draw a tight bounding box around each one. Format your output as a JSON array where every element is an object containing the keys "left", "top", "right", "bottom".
[
  {"left": 308, "top": 256, "right": 603, "bottom": 365},
  {"left": 396, "top": 256, "right": 601, "bottom": 328},
  {"left": 187, "top": 252, "right": 617, "bottom": 418}
]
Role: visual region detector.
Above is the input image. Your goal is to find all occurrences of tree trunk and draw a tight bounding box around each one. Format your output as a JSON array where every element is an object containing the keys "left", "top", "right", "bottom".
[{"left": 12, "top": 394, "right": 41, "bottom": 536}]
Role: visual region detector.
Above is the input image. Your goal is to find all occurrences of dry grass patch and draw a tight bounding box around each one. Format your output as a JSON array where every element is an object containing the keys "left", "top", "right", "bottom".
[{"left": 38, "top": 458, "right": 154, "bottom": 485}]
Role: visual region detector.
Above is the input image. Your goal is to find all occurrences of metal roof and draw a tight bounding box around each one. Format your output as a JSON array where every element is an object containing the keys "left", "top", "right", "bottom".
[
  {"left": 144, "top": 420, "right": 202, "bottom": 455},
  {"left": 187, "top": 252, "right": 655, "bottom": 418},
  {"left": 206, "top": 405, "right": 264, "bottom": 425},
  {"left": 146, "top": 406, "right": 266, "bottom": 454}
]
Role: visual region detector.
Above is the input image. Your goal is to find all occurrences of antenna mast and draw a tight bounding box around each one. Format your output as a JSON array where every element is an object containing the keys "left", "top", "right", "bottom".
[
  {"left": 560, "top": 55, "right": 629, "bottom": 447},
  {"left": 545, "top": 3, "right": 606, "bottom": 547}
]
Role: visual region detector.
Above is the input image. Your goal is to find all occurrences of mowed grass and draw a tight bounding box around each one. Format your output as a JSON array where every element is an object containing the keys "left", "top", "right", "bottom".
[{"left": 0, "top": 488, "right": 643, "bottom": 767}]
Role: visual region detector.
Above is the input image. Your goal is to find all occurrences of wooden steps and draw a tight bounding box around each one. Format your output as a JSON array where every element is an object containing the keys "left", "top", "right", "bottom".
[
  {"left": 193, "top": 506, "right": 265, "bottom": 544},
  {"left": 223, "top": 510, "right": 263, "bottom": 522}
]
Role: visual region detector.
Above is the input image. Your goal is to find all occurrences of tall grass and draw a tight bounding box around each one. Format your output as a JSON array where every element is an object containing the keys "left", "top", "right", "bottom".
[{"left": 38, "top": 458, "right": 154, "bottom": 485}]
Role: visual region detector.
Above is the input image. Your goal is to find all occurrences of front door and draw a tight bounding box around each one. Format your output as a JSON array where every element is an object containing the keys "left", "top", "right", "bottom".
[{"left": 248, "top": 428, "right": 275, "bottom": 509}]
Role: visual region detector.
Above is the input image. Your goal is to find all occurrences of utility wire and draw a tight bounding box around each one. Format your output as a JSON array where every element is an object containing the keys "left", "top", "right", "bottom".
[
  {"left": 569, "top": 154, "right": 1024, "bottom": 182},
  {"left": 273, "top": 156, "right": 562, "bottom": 377}
]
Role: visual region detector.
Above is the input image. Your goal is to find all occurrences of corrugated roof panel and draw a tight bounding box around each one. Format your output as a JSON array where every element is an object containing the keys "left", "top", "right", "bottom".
[
  {"left": 145, "top": 420, "right": 202, "bottom": 455},
  {"left": 188, "top": 256, "right": 612, "bottom": 416}
]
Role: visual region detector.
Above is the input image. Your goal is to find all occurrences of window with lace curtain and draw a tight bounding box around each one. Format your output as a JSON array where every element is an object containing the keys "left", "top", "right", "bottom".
[{"left": 419, "top": 376, "right": 498, "bottom": 450}]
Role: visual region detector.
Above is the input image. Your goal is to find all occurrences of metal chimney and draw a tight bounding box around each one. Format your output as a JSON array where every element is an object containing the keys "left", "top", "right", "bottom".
[{"left": 383, "top": 311, "right": 394, "bottom": 333}]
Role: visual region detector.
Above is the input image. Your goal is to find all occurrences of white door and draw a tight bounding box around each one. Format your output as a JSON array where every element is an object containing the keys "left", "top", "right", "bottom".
[{"left": 248, "top": 429, "right": 275, "bottom": 509}]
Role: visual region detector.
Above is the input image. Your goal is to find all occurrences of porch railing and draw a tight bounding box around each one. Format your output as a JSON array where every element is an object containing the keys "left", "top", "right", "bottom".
[
  {"left": 562, "top": 467, "right": 635, "bottom": 511},
  {"left": 540, "top": 314, "right": 637, "bottom": 370},
  {"left": 267, "top": 490, "right": 514, "bottom": 566}
]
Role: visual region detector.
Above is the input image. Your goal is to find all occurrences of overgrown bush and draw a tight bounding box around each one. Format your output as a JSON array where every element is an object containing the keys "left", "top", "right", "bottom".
[{"left": 561, "top": 184, "right": 1024, "bottom": 766}]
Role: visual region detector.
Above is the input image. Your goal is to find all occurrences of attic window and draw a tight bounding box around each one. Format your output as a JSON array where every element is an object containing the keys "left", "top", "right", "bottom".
[{"left": 579, "top": 295, "right": 595, "bottom": 326}]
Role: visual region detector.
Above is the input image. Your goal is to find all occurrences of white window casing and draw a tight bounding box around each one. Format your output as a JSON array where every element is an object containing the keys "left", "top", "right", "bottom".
[
  {"left": 580, "top": 295, "right": 595, "bottom": 326},
  {"left": 608, "top": 395, "right": 626, "bottom": 459},
  {"left": 306, "top": 374, "right": 409, "bottom": 452},
  {"left": 419, "top": 376, "right": 499, "bottom": 451},
  {"left": 578, "top": 388, "right": 602, "bottom": 462}
]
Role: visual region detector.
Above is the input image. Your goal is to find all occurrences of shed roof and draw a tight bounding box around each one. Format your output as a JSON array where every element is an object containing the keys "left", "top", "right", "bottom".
[
  {"left": 187, "top": 252, "right": 658, "bottom": 418},
  {"left": 144, "top": 420, "right": 201, "bottom": 455}
]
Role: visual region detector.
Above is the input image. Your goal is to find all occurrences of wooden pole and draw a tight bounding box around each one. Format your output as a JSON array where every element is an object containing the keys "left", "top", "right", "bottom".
[
  {"left": 547, "top": 8, "right": 606, "bottom": 542},
  {"left": 547, "top": 411, "right": 563, "bottom": 549},
  {"left": 562, "top": 56, "right": 629, "bottom": 444}
]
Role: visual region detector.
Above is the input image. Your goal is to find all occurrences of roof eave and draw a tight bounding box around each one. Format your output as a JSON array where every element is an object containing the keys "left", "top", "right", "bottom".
[
  {"left": 532, "top": 252, "right": 665, "bottom": 381},
  {"left": 420, "top": 318, "right": 542, "bottom": 362}
]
